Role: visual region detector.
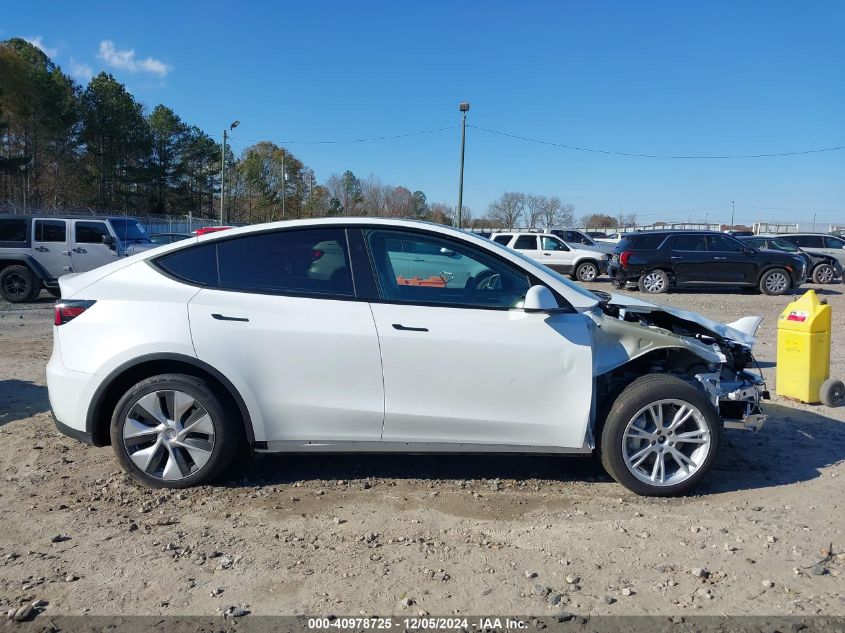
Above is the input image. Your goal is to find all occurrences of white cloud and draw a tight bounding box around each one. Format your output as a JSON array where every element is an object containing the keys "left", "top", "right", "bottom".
[
  {"left": 24, "top": 36, "right": 58, "bottom": 58},
  {"left": 97, "top": 40, "right": 170, "bottom": 77},
  {"left": 69, "top": 58, "right": 94, "bottom": 82}
]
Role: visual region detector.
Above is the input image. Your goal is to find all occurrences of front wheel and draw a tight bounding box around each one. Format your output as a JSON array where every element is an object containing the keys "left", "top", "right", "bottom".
[
  {"left": 812, "top": 263, "right": 835, "bottom": 285},
  {"left": 574, "top": 261, "right": 599, "bottom": 282},
  {"left": 759, "top": 268, "right": 791, "bottom": 295},
  {"left": 0, "top": 265, "right": 40, "bottom": 303},
  {"left": 110, "top": 374, "right": 242, "bottom": 488},
  {"left": 599, "top": 374, "right": 721, "bottom": 496}
]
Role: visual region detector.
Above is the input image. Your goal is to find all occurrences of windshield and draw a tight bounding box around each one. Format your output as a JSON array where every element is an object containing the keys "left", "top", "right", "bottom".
[
  {"left": 109, "top": 218, "right": 152, "bottom": 244},
  {"left": 770, "top": 239, "right": 800, "bottom": 253}
]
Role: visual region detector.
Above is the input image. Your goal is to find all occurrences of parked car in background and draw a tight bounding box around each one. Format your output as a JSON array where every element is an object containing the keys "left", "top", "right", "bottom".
[
  {"left": 595, "top": 232, "right": 624, "bottom": 244},
  {"left": 739, "top": 236, "right": 841, "bottom": 285},
  {"left": 491, "top": 232, "right": 609, "bottom": 281},
  {"left": 0, "top": 214, "right": 156, "bottom": 302},
  {"left": 608, "top": 230, "right": 805, "bottom": 295},
  {"left": 48, "top": 218, "right": 768, "bottom": 496},
  {"left": 151, "top": 233, "right": 192, "bottom": 245},
  {"left": 548, "top": 228, "right": 614, "bottom": 255},
  {"left": 586, "top": 231, "right": 608, "bottom": 239},
  {"left": 725, "top": 229, "right": 755, "bottom": 237},
  {"left": 774, "top": 233, "right": 845, "bottom": 270}
]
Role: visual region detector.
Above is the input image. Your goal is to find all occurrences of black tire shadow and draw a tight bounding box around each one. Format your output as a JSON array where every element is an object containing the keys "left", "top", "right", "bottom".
[
  {"left": 0, "top": 379, "right": 50, "bottom": 426},
  {"left": 219, "top": 403, "right": 844, "bottom": 494}
]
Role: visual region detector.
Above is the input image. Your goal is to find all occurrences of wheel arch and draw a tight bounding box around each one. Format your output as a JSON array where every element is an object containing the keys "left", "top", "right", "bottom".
[
  {"left": 86, "top": 353, "right": 256, "bottom": 447},
  {"left": 0, "top": 255, "right": 50, "bottom": 280}
]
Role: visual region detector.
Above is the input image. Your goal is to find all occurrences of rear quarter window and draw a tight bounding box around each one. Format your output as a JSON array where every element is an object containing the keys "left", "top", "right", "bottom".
[
  {"left": 156, "top": 243, "right": 219, "bottom": 286},
  {"left": 0, "top": 218, "right": 27, "bottom": 242}
]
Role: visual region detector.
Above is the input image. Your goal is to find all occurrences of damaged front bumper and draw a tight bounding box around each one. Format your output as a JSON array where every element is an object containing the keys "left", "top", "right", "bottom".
[{"left": 696, "top": 370, "right": 768, "bottom": 431}]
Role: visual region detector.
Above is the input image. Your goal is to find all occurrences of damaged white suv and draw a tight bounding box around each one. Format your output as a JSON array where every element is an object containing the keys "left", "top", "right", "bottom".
[{"left": 47, "top": 219, "right": 767, "bottom": 495}]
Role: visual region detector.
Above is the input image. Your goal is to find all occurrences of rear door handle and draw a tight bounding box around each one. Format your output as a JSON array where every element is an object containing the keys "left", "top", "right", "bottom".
[
  {"left": 212, "top": 313, "right": 250, "bottom": 322},
  {"left": 392, "top": 323, "right": 428, "bottom": 332},
  {"left": 72, "top": 247, "right": 87, "bottom": 254},
  {"left": 670, "top": 256, "right": 682, "bottom": 259},
  {"left": 714, "top": 256, "right": 727, "bottom": 260},
  {"left": 542, "top": 252, "right": 551, "bottom": 256}
]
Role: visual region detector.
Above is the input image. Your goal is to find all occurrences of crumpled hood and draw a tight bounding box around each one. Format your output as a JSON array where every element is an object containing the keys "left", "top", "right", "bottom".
[{"left": 605, "top": 292, "right": 762, "bottom": 348}]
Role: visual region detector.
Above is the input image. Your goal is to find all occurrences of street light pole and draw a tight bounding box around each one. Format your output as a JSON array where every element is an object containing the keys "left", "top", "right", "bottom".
[
  {"left": 730, "top": 200, "right": 735, "bottom": 228},
  {"left": 220, "top": 120, "right": 240, "bottom": 225},
  {"left": 456, "top": 102, "right": 470, "bottom": 229},
  {"left": 281, "top": 148, "right": 286, "bottom": 220}
]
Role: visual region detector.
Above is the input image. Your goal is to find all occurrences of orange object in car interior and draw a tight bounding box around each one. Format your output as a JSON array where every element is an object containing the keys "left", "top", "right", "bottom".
[{"left": 396, "top": 275, "right": 447, "bottom": 287}]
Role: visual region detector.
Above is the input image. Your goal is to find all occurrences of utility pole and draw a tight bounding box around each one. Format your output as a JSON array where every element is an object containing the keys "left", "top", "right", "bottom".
[
  {"left": 309, "top": 173, "right": 314, "bottom": 217},
  {"left": 730, "top": 200, "right": 735, "bottom": 228},
  {"left": 281, "top": 149, "right": 286, "bottom": 220},
  {"left": 456, "top": 102, "right": 470, "bottom": 229},
  {"left": 220, "top": 120, "right": 239, "bottom": 225}
]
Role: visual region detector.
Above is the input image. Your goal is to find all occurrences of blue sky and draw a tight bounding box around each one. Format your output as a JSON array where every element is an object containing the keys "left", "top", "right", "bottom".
[{"left": 4, "top": 0, "right": 844, "bottom": 225}]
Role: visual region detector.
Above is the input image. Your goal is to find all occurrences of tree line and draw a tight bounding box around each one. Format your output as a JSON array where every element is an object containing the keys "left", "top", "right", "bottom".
[{"left": 2, "top": 37, "right": 597, "bottom": 229}]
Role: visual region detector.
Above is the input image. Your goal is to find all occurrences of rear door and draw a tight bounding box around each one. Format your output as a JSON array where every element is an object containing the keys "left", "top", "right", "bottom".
[
  {"left": 31, "top": 219, "right": 70, "bottom": 278},
  {"left": 511, "top": 234, "right": 540, "bottom": 262},
  {"left": 822, "top": 236, "right": 845, "bottom": 266},
  {"left": 71, "top": 220, "right": 119, "bottom": 272},
  {"left": 667, "top": 234, "right": 710, "bottom": 283}
]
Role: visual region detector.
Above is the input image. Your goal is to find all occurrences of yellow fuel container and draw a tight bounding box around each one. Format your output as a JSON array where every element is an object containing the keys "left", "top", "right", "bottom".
[{"left": 776, "top": 290, "right": 831, "bottom": 403}]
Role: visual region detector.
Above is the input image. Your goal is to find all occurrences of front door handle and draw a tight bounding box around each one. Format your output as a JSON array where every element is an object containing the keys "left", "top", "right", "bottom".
[
  {"left": 35, "top": 246, "right": 49, "bottom": 253},
  {"left": 714, "top": 256, "right": 727, "bottom": 260},
  {"left": 72, "top": 247, "right": 87, "bottom": 254},
  {"left": 670, "top": 256, "right": 682, "bottom": 259},
  {"left": 542, "top": 252, "right": 552, "bottom": 256},
  {"left": 392, "top": 323, "right": 428, "bottom": 332},
  {"left": 212, "top": 313, "right": 250, "bottom": 322}
]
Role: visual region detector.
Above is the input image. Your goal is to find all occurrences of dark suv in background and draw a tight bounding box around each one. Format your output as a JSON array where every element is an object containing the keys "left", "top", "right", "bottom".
[{"left": 609, "top": 230, "right": 806, "bottom": 295}]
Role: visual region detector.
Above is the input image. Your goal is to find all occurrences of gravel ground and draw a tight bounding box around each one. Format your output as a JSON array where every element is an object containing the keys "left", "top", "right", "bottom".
[{"left": 0, "top": 284, "right": 843, "bottom": 619}]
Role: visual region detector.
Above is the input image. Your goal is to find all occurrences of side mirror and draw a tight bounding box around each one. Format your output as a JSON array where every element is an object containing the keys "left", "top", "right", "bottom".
[
  {"left": 522, "top": 285, "right": 560, "bottom": 313},
  {"left": 101, "top": 235, "right": 116, "bottom": 246}
]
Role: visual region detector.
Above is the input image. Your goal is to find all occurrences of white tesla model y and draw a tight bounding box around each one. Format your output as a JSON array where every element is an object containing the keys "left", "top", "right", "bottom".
[{"left": 47, "top": 219, "right": 767, "bottom": 495}]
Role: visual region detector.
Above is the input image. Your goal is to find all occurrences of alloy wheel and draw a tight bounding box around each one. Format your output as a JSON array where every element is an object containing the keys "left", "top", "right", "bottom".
[
  {"left": 2, "top": 273, "right": 27, "bottom": 298},
  {"left": 622, "top": 399, "right": 712, "bottom": 487},
  {"left": 122, "top": 390, "right": 216, "bottom": 481},
  {"left": 641, "top": 272, "right": 665, "bottom": 293},
  {"left": 765, "top": 271, "right": 788, "bottom": 294},
  {"left": 816, "top": 266, "right": 834, "bottom": 284},
  {"left": 577, "top": 264, "right": 598, "bottom": 281}
]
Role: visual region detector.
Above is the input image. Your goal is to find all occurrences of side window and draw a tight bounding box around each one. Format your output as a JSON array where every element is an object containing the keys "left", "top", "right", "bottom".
[
  {"left": 0, "top": 218, "right": 27, "bottom": 242},
  {"left": 34, "top": 219, "right": 67, "bottom": 242},
  {"left": 708, "top": 235, "right": 743, "bottom": 252},
  {"left": 793, "top": 235, "right": 824, "bottom": 248},
  {"left": 156, "top": 243, "right": 219, "bottom": 286},
  {"left": 366, "top": 230, "right": 532, "bottom": 309},
  {"left": 541, "top": 236, "right": 569, "bottom": 251},
  {"left": 512, "top": 235, "right": 538, "bottom": 250},
  {"left": 75, "top": 221, "right": 110, "bottom": 244},
  {"left": 493, "top": 235, "right": 512, "bottom": 245},
  {"left": 824, "top": 236, "right": 845, "bottom": 249},
  {"left": 217, "top": 228, "right": 353, "bottom": 296},
  {"left": 670, "top": 235, "right": 707, "bottom": 251}
]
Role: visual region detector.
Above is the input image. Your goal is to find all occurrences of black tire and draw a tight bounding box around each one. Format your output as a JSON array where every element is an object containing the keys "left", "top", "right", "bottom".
[
  {"left": 812, "top": 263, "right": 835, "bottom": 285},
  {"left": 759, "top": 268, "right": 791, "bottom": 295},
  {"left": 637, "top": 269, "right": 669, "bottom": 294},
  {"left": 110, "top": 373, "right": 243, "bottom": 488},
  {"left": 819, "top": 379, "right": 844, "bottom": 407},
  {"left": 574, "top": 261, "right": 599, "bottom": 283},
  {"left": 599, "top": 374, "right": 721, "bottom": 496},
  {"left": 0, "top": 265, "right": 41, "bottom": 303}
]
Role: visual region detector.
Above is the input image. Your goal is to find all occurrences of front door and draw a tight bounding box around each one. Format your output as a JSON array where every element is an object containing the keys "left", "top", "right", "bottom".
[
  {"left": 365, "top": 228, "right": 593, "bottom": 449},
  {"left": 71, "top": 220, "right": 119, "bottom": 272},
  {"left": 186, "top": 227, "right": 385, "bottom": 443},
  {"left": 31, "top": 219, "right": 70, "bottom": 278},
  {"left": 707, "top": 234, "right": 757, "bottom": 283},
  {"left": 539, "top": 235, "right": 574, "bottom": 274}
]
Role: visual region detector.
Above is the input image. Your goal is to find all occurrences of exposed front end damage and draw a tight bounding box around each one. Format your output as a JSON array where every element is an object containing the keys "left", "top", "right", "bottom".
[{"left": 587, "top": 291, "right": 768, "bottom": 434}]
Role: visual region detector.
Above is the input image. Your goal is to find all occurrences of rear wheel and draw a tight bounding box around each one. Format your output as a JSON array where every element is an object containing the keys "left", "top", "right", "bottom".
[
  {"left": 599, "top": 374, "right": 721, "bottom": 496},
  {"left": 759, "top": 268, "right": 790, "bottom": 295},
  {"left": 638, "top": 269, "right": 669, "bottom": 294},
  {"left": 0, "top": 265, "right": 40, "bottom": 303},
  {"left": 110, "top": 374, "right": 243, "bottom": 488},
  {"left": 812, "top": 263, "right": 835, "bottom": 285}
]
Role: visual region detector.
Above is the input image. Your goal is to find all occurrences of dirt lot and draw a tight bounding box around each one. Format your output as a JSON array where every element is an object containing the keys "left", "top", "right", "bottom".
[{"left": 0, "top": 283, "right": 843, "bottom": 619}]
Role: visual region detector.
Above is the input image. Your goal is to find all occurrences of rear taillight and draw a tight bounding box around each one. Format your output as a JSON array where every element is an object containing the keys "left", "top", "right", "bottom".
[
  {"left": 312, "top": 249, "right": 324, "bottom": 261},
  {"left": 619, "top": 251, "right": 633, "bottom": 267},
  {"left": 54, "top": 300, "right": 96, "bottom": 326}
]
